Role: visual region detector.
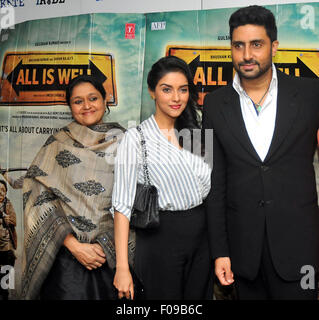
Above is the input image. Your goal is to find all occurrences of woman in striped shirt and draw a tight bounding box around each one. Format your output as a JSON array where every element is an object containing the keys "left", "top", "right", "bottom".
[{"left": 112, "top": 56, "right": 213, "bottom": 300}]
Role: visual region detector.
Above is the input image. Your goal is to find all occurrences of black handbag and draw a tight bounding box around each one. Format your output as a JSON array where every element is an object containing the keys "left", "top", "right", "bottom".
[{"left": 130, "top": 125, "right": 160, "bottom": 229}]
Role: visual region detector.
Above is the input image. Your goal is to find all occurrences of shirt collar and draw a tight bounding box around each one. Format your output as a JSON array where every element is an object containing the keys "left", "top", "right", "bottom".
[{"left": 232, "top": 63, "right": 278, "bottom": 96}]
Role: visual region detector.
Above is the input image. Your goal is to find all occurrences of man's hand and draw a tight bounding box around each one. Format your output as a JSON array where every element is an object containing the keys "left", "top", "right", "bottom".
[{"left": 215, "top": 257, "right": 234, "bottom": 285}]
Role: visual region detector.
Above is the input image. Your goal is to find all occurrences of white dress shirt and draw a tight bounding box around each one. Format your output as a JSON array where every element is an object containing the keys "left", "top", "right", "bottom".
[{"left": 232, "top": 64, "right": 278, "bottom": 161}]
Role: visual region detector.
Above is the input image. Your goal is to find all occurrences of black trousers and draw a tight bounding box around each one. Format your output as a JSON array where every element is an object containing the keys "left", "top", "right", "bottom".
[
  {"left": 234, "top": 228, "right": 318, "bottom": 300},
  {"left": 0, "top": 250, "right": 15, "bottom": 300},
  {"left": 134, "top": 205, "right": 213, "bottom": 300}
]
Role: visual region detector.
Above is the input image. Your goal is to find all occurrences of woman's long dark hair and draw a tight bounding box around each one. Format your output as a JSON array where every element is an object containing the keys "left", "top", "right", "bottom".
[{"left": 147, "top": 56, "right": 202, "bottom": 153}]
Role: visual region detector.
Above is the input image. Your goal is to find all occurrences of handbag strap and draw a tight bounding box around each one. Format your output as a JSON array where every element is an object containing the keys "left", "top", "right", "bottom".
[{"left": 136, "top": 125, "right": 151, "bottom": 186}]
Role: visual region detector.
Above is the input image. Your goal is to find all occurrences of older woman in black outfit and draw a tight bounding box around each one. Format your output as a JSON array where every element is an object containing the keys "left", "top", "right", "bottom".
[{"left": 22, "top": 75, "right": 134, "bottom": 300}]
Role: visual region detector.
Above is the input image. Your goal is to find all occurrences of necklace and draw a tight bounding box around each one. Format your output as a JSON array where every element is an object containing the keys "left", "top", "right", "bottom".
[{"left": 247, "top": 83, "right": 271, "bottom": 115}]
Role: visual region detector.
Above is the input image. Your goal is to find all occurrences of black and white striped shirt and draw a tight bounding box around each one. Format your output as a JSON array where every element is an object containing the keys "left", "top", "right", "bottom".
[{"left": 111, "top": 115, "right": 212, "bottom": 220}]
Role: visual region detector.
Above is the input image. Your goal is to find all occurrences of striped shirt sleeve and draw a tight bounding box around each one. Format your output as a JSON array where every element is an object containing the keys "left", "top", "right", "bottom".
[{"left": 111, "top": 129, "right": 139, "bottom": 221}]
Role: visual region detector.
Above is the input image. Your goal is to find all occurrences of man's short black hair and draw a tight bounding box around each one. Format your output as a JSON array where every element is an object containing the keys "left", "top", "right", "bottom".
[{"left": 229, "top": 5, "right": 277, "bottom": 42}]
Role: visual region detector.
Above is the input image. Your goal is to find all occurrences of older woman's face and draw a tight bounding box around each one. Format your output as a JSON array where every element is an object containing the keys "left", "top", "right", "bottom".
[
  {"left": 69, "top": 82, "right": 106, "bottom": 126},
  {"left": 0, "top": 184, "right": 6, "bottom": 203}
]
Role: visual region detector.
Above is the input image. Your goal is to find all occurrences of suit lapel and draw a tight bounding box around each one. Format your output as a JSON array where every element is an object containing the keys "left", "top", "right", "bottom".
[
  {"left": 264, "top": 72, "right": 300, "bottom": 162},
  {"left": 220, "top": 88, "right": 261, "bottom": 162}
]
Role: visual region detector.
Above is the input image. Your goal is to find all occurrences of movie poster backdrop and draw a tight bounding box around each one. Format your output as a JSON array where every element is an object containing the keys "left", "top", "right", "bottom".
[{"left": 1, "top": 2, "right": 319, "bottom": 298}]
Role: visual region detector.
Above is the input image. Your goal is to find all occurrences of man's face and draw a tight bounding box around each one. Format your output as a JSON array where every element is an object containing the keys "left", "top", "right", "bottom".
[{"left": 231, "top": 24, "right": 279, "bottom": 80}]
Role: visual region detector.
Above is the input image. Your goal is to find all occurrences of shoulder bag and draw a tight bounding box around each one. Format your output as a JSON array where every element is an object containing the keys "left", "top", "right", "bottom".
[{"left": 130, "top": 125, "right": 159, "bottom": 229}]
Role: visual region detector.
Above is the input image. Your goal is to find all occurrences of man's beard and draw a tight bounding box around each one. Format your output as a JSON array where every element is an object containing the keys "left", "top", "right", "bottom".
[{"left": 234, "top": 56, "right": 272, "bottom": 80}]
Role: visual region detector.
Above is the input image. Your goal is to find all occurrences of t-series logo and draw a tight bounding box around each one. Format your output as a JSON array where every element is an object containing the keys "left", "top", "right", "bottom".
[{"left": 36, "top": 0, "right": 65, "bottom": 5}]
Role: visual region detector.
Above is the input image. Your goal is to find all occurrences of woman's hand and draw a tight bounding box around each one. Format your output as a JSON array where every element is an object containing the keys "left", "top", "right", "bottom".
[
  {"left": 73, "top": 242, "right": 106, "bottom": 270},
  {"left": 63, "top": 234, "right": 106, "bottom": 270},
  {"left": 113, "top": 266, "right": 134, "bottom": 300},
  {"left": 113, "top": 211, "right": 134, "bottom": 299}
]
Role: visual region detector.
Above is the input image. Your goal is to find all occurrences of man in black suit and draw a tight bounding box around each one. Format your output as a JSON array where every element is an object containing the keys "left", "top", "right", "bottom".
[{"left": 203, "top": 5, "right": 319, "bottom": 299}]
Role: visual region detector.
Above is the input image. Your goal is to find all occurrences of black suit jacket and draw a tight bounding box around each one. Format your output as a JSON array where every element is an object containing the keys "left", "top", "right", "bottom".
[{"left": 203, "top": 71, "right": 319, "bottom": 281}]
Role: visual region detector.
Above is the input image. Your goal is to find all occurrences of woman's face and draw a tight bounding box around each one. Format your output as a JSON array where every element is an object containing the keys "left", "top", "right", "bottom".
[
  {"left": 69, "top": 82, "right": 106, "bottom": 126},
  {"left": 150, "top": 71, "right": 189, "bottom": 121},
  {"left": 0, "top": 184, "right": 6, "bottom": 203}
]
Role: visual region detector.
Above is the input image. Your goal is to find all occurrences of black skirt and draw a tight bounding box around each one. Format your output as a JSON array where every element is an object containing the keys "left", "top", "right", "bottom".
[{"left": 40, "top": 246, "right": 117, "bottom": 300}]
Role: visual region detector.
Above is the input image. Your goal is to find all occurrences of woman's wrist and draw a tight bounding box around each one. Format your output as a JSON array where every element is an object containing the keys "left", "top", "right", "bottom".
[
  {"left": 116, "top": 263, "right": 130, "bottom": 271},
  {"left": 63, "top": 233, "right": 80, "bottom": 254}
]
